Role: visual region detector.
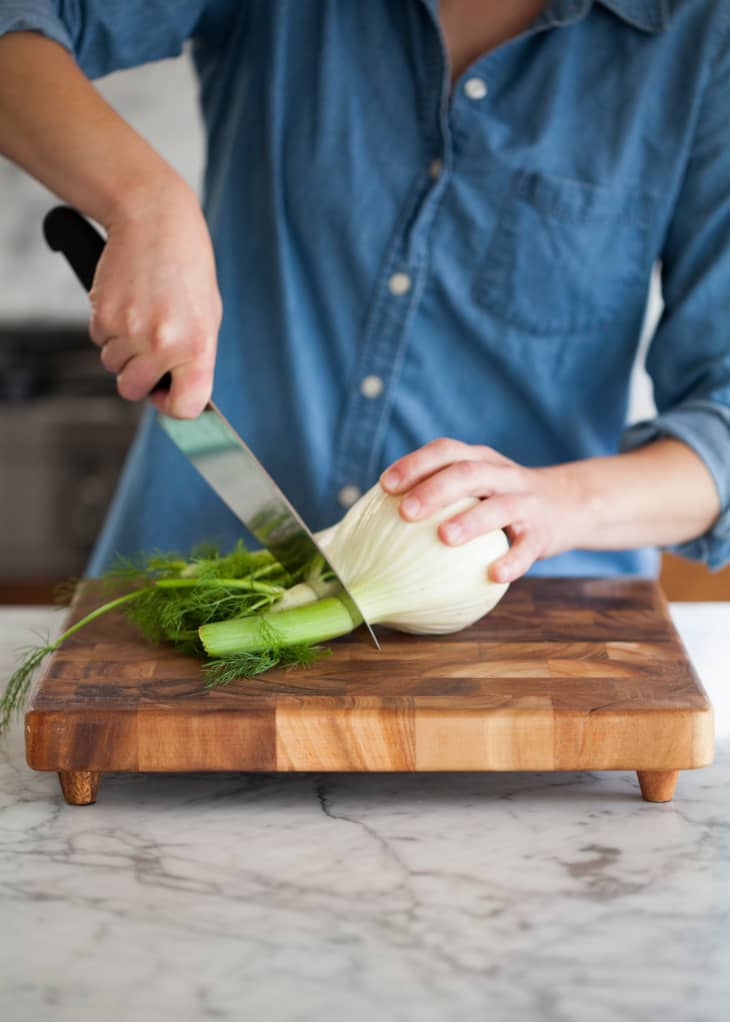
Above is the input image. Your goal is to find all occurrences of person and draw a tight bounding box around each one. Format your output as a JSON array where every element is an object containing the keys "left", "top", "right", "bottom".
[{"left": 1, "top": 0, "right": 728, "bottom": 584}]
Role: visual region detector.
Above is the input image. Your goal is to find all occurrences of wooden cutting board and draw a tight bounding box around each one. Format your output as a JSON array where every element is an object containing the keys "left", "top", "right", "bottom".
[{"left": 24, "top": 578, "right": 713, "bottom": 805}]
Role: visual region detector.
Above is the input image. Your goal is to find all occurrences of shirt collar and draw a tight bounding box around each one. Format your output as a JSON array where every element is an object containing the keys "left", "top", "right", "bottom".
[
  {"left": 592, "top": 0, "right": 669, "bottom": 32},
  {"left": 422, "top": 0, "right": 669, "bottom": 34}
]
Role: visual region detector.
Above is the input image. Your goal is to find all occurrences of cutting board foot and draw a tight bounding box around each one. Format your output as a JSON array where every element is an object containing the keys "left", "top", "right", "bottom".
[
  {"left": 58, "top": 771, "right": 101, "bottom": 805},
  {"left": 636, "top": 769, "right": 679, "bottom": 803}
]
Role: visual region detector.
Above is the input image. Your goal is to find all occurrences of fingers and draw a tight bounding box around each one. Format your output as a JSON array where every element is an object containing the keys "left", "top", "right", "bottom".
[
  {"left": 439, "top": 500, "right": 544, "bottom": 581},
  {"left": 377, "top": 438, "right": 554, "bottom": 581},
  {"left": 438, "top": 496, "right": 542, "bottom": 580},
  {"left": 84, "top": 190, "right": 223, "bottom": 418},
  {"left": 150, "top": 361, "right": 214, "bottom": 419},
  {"left": 437, "top": 493, "right": 522, "bottom": 544},
  {"left": 115, "top": 352, "right": 171, "bottom": 402},
  {"left": 99, "top": 336, "right": 135, "bottom": 375},
  {"left": 381, "top": 437, "right": 512, "bottom": 494},
  {"left": 91, "top": 301, "right": 217, "bottom": 417},
  {"left": 398, "top": 460, "right": 523, "bottom": 521},
  {"left": 114, "top": 353, "right": 213, "bottom": 419},
  {"left": 378, "top": 437, "right": 563, "bottom": 581},
  {"left": 490, "top": 525, "right": 541, "bottom": 583},
  {"left": 88, "top": 288, "right": 143, "bottom": 349}
]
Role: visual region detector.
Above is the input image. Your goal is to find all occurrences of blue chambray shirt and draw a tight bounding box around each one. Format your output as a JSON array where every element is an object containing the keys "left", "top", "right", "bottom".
[{"left": 3, "top": 0, "right": 730, "bottom": 576}]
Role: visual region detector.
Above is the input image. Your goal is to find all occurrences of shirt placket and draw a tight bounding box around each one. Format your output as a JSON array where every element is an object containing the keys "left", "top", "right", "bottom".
[
  {"left": 329, "top": 0, "right": 587, "bottom": 516},
  {"left": 329, "top": 7, "right": 452, "bottom": 514}
]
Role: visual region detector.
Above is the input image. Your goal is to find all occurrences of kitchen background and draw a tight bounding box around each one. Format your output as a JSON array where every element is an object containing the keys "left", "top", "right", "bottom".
[
  {"left": 0, "top": 54, "right": 202, "bottom": 602},
  {"left": 0, "top": 50, "right": 727, "bottom": 601}
]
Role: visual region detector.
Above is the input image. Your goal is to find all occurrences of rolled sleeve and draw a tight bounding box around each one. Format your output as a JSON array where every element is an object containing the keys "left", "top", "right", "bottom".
[
  {"left": 620, "top": 11, "right": 730, "bottom": 570},
  {"left": 622, "top": 402, "right": 730, "bottom": 568},
  {"left": 0, "top": 1, "right": 237, "bottom": 78},
  {"left": 0, "top": 1, "right": 73, "bottom": 53}
]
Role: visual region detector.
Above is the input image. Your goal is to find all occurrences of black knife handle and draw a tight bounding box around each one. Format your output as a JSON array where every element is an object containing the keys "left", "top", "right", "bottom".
[
  {"left": 43, "top": 206, "right": 104, "bottom": 292},
  {"left": 42, "top": 205, "right": 171, "bottom": 394}
]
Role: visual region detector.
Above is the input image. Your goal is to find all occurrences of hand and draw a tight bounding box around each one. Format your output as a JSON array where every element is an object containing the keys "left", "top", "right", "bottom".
[
  {"left": 89, "top": 174, "right": 222, "bottom": 419},
  {"left": 380, "top": 438, "right": 576, "bottom": 583}
]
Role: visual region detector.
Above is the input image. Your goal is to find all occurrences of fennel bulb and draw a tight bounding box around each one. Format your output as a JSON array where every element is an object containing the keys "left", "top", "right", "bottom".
[
  {"left": 200, "top": 483, "right": 509, "bottom": 656},
  {"left": 316, "top": 483, "right": 509, "bottom": 633}
]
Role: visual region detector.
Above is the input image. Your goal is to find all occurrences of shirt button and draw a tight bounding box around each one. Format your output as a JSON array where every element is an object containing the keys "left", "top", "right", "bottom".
[
  {"left": 338, "top": 484, "right": 361, "bottom": 509},
  {"left": 429, "top": 158, "right": 443, "bottom": 179},
  {"left": 464, "top": 77, "right": 488, "bottom": 100},
  {"left": 388, "top": 272, "right": 412, "bottom": 296},
  {"left": 360, "top": 374, "right": 384, "bottom": 399}
]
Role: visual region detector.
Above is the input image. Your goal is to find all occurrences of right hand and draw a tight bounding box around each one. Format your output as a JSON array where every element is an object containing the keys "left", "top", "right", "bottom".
[{"left": 90, "top": 174, "right": 222, "bottom": 419}]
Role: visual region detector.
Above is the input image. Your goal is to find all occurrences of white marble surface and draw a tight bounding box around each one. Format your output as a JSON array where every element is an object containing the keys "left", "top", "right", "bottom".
[{"left": 1, "top": 604, "right": 728, "bottom": 1022}]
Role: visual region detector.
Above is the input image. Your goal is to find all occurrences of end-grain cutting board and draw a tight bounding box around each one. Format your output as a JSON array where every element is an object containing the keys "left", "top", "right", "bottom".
[{"left": 24, "top": 579, "right": 713, "bottom": 805}]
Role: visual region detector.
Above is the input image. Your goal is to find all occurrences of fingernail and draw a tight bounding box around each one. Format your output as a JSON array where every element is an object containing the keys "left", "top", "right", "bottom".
[
  {"left": 444, "top": 523, "right": 462, "bottom": 543},
  {"left": 381, "top": 469, "right": 400, "bottom": 490},
  {"left": 172, "top": 393, "right": 208, "bottom": 419},
  {"left": 401, "top": 495, "right": 421, "bottom": 518}
]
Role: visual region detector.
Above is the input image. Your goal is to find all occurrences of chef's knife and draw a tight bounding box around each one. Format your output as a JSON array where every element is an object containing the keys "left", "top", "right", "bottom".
[{"left": 43, "top": 205, "right": 379, "bottom": 648}]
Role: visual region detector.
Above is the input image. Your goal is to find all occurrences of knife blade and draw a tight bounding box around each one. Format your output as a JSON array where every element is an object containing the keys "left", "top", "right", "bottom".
[
  {"left": 157, "top": 403, "right": 378, "bottom": 646},
  {"left": 43, "top": 205, "right": 379, "bottom": 647}
]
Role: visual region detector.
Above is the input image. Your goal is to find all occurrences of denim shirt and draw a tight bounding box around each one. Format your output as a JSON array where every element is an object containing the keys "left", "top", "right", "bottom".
[{"left": 3, "top": 0, "right": 730, "bottom": 576}]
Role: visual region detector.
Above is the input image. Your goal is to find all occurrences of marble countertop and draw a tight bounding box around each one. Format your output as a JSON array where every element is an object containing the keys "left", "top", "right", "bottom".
[{"left": 1, "top": 603, "right": 728, "bottom": 1022}]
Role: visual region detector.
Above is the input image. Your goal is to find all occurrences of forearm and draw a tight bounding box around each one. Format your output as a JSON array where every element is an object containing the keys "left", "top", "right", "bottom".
[
  {"left": 543, "top": 438, "right": 721, "bottom": 553},
  {"left": 0, "top": 32, "right": 185, "bottom": 226},
  {"left": 0, "top": 31, "right": 220, "bottom": 419}
]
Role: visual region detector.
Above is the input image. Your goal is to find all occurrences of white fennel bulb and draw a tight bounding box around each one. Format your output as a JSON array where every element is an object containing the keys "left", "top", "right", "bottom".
[{"left": 316, "top": 482, "right": 509, "bottom": 634}]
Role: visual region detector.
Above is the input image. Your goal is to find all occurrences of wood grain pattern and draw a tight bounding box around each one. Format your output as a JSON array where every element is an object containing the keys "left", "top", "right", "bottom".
[
  {"left": 57, "top": 770, "right": 100, "bottom": 805},
  {"left": 636, "top": 770, "right": 680, "bottom": 803},
  {"left": 23, "top": 579, "right": 714, "bottom": 803}
]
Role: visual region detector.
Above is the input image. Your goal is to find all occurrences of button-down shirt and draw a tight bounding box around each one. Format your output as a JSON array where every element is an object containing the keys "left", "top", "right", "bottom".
[{"left": 3, "top": 0, "right": 730, "bottom": 576}]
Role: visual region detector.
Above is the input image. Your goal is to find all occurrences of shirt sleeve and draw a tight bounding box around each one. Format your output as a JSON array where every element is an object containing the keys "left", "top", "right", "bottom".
[
  {"left": 0, "top": 1, "right": 238, "bottom": 77},
  {"left": 620, "top": 11, "right": 730, "bottom": 570}
]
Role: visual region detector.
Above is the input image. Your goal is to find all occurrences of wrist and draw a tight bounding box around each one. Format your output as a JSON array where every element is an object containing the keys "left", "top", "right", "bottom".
[
  {"left": 96, "top": 165, "right": 193, "bottom": 231},
  {"left": 536, "top": 460, "right": 599, "bottom": 556}
]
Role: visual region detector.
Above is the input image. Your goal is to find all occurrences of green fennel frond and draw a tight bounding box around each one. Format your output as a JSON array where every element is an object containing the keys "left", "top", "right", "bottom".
[
  {"left": 1, "top": 538, "right": 336, "bottom": 733},
  {"left": 204, "top": 644, "right": 330, "bottom": 687},
  {"left": 0, "top": 644, "right": 54, "bottom": 733},
  {"left": 0, "top": 588, "right": 147, "bottom": 733}
]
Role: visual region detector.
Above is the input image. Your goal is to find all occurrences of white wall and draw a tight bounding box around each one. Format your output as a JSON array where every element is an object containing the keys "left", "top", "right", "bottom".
[{"left": 629, "top": 270, "right": 661, "bottom": 423}]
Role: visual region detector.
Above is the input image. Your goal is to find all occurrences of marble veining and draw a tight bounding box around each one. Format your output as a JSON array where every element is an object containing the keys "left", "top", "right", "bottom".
[{"left": 1, "top": 605, "right": 728, "bottom": 1022}]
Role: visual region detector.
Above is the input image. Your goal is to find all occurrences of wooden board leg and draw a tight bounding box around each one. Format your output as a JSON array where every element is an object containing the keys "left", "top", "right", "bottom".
[
  {"left": 58, "top": 771, "right": 101, "bottom": 805},
  {"left": 637, "top": 769, "right": 679, "bottom": 803}
]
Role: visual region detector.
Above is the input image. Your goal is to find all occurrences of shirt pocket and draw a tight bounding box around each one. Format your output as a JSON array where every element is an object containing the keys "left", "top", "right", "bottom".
[{"left": 474, "top": 170, "right": 649, "bottom": 335}]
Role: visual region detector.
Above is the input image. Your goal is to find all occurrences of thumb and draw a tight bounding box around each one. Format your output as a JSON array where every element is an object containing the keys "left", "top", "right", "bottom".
[{"left": 150, "top": 361, "right": 213, "bottom": 419}]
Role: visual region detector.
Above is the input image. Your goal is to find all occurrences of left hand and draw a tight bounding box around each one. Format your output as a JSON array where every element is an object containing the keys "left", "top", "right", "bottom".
[{"left": 380, "top": 438, "right": 576, "bottom": 583}]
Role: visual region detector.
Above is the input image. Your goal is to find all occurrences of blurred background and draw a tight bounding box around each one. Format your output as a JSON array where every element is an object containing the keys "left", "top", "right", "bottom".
[
  {"left": 0, "top": 52, "right": 727, "bottom": 602},
  {"left": 0, "top": 54, "right": 203, "bottom": 602}
]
